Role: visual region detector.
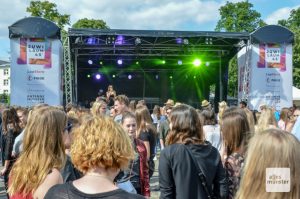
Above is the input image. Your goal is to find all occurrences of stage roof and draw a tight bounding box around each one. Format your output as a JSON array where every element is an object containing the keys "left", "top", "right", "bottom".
[{"left": 68, "top": 28, "right": 250, "bottom": 65}]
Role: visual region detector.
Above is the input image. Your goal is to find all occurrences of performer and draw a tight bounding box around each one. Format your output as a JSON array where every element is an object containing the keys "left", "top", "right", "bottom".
[{"left": 106, "top": 85, "right": 116, "bottom": 103}]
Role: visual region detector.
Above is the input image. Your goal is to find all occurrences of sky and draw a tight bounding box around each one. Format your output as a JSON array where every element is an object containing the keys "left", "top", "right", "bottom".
[{"left": 0, "top": 0, "right": 299, "bottom": 61}]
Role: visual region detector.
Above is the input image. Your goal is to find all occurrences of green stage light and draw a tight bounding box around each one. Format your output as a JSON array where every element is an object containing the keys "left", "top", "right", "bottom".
[
  {"left": 112, "top": 74, "right": 116, "bottom": 78},
  {"left": 162, "top": 60, "right": 166, "bottom": 64},
  {"left": 87, "top": 74, "right": 91, "bottom": 78},
  {"left": 193, "top": 59, "right": 201, "bottom": 67},
  {"left": 100, "top": 61, "right": 103, "bottom": 65},
  {"left": 136, "top": 61, "right": 139, "bottom": 65},
  {"left": 169, "top": 75, "right": 173, "bottom": 79},
  {"left": 193, "top": 75, "right": 196, "bottom": 79}
]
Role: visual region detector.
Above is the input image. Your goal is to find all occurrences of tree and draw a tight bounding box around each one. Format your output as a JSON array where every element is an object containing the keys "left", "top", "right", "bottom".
[
  {"left": 215, "top": 1, "right": 266, "bottom": 97},
  {"left": 72, "top": 18, "right": 109, "bottom": 29},
  {"left": 278, "top": 8, "right": 300, "bottom": 88},
  {"left": 26, "top": 1, "right": 70, "bottom": 29}
]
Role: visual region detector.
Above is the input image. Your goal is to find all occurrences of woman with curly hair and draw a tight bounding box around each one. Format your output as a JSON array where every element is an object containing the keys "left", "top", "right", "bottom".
[
  {"left": 8, "top": 106, "right": 67, "bottom": 199},
  {"left": 45, "top": 116, "right": 144, "bottom": 199}
]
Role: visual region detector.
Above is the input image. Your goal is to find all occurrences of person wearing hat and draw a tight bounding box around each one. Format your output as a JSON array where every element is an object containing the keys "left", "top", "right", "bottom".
[{"left": 201, "top": 99, "right": 211, "bottom": 111}]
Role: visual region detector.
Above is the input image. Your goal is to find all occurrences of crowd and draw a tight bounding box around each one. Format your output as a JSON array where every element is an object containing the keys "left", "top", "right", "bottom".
[{"left": 0, "top": 84, "right": 299, "bottom": 199}]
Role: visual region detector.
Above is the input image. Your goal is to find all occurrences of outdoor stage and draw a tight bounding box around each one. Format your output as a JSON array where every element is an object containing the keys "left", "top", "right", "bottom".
[{"left": 65, "top": 28, "right": 249, "bottom": 108}]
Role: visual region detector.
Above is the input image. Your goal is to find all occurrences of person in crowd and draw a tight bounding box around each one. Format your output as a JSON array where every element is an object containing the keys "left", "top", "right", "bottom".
[
  {"left": 291, "top": 108, "right": 300, "bottom": 140},
  {"left": 8, "top": 106, "right": 66, "bottom": 199},
  {"left": 128, "top": 100, "right": 137, "bottom": 112},
  {"left": 44, "top": 116, "right": 144, "bottom": 199},
  {"left": 236, "top": 128, "right": 300, "bottom": 199},
  {"left": 0, "top": 107, "right": 22, "bottom": 192},
  {"left": 90, "top": 100, "right": 107, "bottom": 117},
  {"left": 158, "top": 105, "right": 172, "bottom": 150},
  {"left": 201, "top": 110, "right": 221, "bottom": 151},
  {"left": 117, "top": 111, "right": 150, "bottom": 197},
  {"left": 109, "top": 106, "right": 117, "bottom": 118},
  {"left": 277, "top": 107, "right": 292, "bottom": 130},
  {"left": 239, "top": 101, "right": 247, "bottom": 109},
  {"left": 15, "top": 107, "right": 28, "bottom": 130},
  {"left": 151, "top": 105, "right": 161, "bottom": 129},
  {"left": 221, "top": 107, "right": 250, "bottom": 199},
  {"left": 218, "top": 101, "right": 228, "bottom": 124},
  {"left": 159, "top": 104, "right": 228, "bottom": 199},
  {"left": 244, "top": 108, "right": 256, "bottom": 133},
  {"left": 255, "top": 107, "right": 277, "bottom": 132},
  {"left": 135, "top": 105, "right": 157, "bottom": 178},
  {"left": 106, "top": 85, "right": 116, "bottom": 103},
  {"left": 114, "top": 95, "right": 130, "bottom": 123},
  {"left": 201, "top": 99, "right": 212, "bottom": 111}
]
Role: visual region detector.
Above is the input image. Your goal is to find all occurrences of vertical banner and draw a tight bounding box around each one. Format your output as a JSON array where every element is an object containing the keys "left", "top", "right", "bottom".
[
  {"left": 10, "top": 38, "right": 63, "bottom": 106},
  {"left": 238, "top": 43, "right": 292, "bottom": 111}
]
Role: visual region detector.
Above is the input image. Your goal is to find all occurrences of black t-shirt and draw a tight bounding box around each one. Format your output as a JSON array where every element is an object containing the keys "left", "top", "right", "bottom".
[
  {"left": 138, "top": 128, "right": 156, "bottom": 160},
  {"left": 44, "top": 181, "right": 145, "bottom": 199}
]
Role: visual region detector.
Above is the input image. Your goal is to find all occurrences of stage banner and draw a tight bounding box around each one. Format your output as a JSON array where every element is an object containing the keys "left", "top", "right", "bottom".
[
  {"left": 238, "top": 44, "right": 293, "bottom": 111},
  {"left": 10, "top": 38, "right": 63, "bottom": 106}
]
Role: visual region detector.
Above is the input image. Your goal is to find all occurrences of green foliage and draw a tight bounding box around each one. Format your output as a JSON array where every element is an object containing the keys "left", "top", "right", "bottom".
[
  {"left": 72, "top": 18, "right": 109, "bottom": 29},
  {"left": 26, "top": 1, "right": 70, "bottom": 28},
  {"left": 215, "top": 1, "right": 266, "bottom": 97},
  {"left": 277, "top": 8, "right": 300, "bottom": 88},
  {"left": 0, "top": 93, "right": 9, "bottom": 104},
  {"left": 215, "top": 1, "right": 264, "bottom": 32}
]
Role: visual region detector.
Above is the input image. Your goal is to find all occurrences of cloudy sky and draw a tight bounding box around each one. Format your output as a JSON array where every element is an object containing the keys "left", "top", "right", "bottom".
[{"left": 0, "top": 0, "right": 299, "bottom": 61}]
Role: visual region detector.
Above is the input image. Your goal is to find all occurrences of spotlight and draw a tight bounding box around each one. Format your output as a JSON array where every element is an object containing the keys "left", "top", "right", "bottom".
[
  {"left": 99, "top": 61, "right": 103, "bottom": 65},
  {"left": 95, "top": 74, "right": 101, "bottom": 80},
  {"left": 193, "top": 59, "right": 201, "bottom": 67},
  {"left": 87, "top": 74, "right": 91, "bottom": 78},
  {"left": 176, "top": 38, "right": 183, "bottom": 44},
  {"left": 205, "top": 62, "right": 210, "bottom": 66},
  {"left": 112, "top": 74, "right": 116, "bottom": 78},
  {"left": 136, "top": 61, "right": 139, "bottom": 65},
  {"left": 115, "top": 35, "right": 124, "bottom": 45},
  {"left": 86, "top": 37, "right": 97, "bottom": 45},
  {"left": 169, "top": 75, "right": 173, "bottom": 79},
  {"left": 117, "top": 59, "right": 123, "bottom": 65},
  {"left": 155, "top": 74, "right": 159, "bottom": 79},
  {"left": 178, "top": 60, "right": 182, "bottom": 65},
  {"left": 162, "top": 60, "right": 166, "bottom": 64},
  {"left": 193, "top": 76, "right": 196, "bottom": 79},
  {"left": 128, "top": 74, "right": 132, "bottom": 80},
  {"left": 135, "top": 37, "right": 141, "bottom": 45},
  {"left": 88, "top": 60, "right": 93, "bottom": 65},
  {"left": 183, "top": 39, "right": 189, "bottom": 45}
]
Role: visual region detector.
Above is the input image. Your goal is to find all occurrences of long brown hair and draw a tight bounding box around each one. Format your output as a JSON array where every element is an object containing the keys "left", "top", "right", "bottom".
[
  {"left": 8, "top": 106, "right": 66, "bottom": 196},
  {"left": 166, "top": 104, "right": 204, "bottom": 145},
  {"left": 1, "top": 107, "right": 21, "bottom": 134},
  {"left": 135, "top": 105, "right": 156, "bottom": 137},
  {"left": 221, "top": 107, "right": 250, "bottom": 156},
  {"left": 236, "top": 129, "right": 300, "bottom": 199}
]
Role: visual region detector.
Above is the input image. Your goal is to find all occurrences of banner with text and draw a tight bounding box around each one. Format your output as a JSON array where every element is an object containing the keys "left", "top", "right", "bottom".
[
  {"left": 238, "top": 44, "right": 293, "bottom": 111},
  {"left": 10, "top": 38, "right": 63, "bottom": 106}
]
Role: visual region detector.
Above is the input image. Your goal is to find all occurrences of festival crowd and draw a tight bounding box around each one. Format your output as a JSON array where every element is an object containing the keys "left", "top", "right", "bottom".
[{"left": 0, "top": 84, "right": 299, "bottom": 199}]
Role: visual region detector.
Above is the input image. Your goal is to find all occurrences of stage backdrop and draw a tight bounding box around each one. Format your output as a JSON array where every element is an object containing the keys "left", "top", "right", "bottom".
[
  {"left": 10, "top": 38, "right": 63, "bottom": 106},
  {"left": 238, "top": 43, "right": 293, "bottom": 111}
]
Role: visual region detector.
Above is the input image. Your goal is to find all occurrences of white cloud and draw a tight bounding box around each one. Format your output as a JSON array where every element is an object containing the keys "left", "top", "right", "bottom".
[{"left": 265, "top": 5, "right": 300, "bottom": 24}]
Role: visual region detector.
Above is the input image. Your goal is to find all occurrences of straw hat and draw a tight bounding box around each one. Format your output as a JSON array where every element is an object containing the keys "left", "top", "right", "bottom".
[
  {"left": 201, "top": 100, "right": 210, "bottom": 107},
  {"left": 164, "top": 99, "right": 175, "bottom": 106}
]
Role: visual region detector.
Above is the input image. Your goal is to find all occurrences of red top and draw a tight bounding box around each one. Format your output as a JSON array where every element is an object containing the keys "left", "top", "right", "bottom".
[
  {"left": 10, "top": 193, "right": 33, "bottom": 199},
  {"left": 135, "top": 138, "right": 150, "bottom": 197}
]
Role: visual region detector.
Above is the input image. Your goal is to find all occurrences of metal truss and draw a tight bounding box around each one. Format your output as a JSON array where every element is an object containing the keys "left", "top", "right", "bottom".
[
  {"left": 63, "top": 36, "right": 73, "bottom": 104},
  {"left": 241, "top": 41, "right": 252, "bottom": 102}
]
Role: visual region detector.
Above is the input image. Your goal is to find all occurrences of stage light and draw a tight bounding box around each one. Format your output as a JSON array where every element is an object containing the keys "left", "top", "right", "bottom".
[
  {"left": 155, "top": 74, "right": 159, "bottom": 79},
  {"left": 112, "top": 74, "right": 116, "bottom": 78},
  {"left": 169, "top": 75, "right": 173, "bottom": 79},
  {"left": 99, "top": 61, "right": 103, "bottom": 65},
  {"left": 193, "top": 75, "right": 196, "bottom": 79},
  {"left": 95, "top": 74, "right": 101, "bottom": 80},
  {"left": 136, "top": 61, "right": 139, "bottom": 65},
  {"left": 176, "top": 38, "right": 183, "bottom": 44},
  {"left": 86, "top": 37, "right": 97, "bottom": 45},
  {"left": 183, "top": 39, "right": 189, "bottom": 45},
  {"left": 128, "top": 74, "right": 132, "bottom": 80},
  {"left": 87, "top": 74, "right": 91, "bottom": 78},
  {"left": 88, "top": 60, "right": 93, "bottom": 65},
  {"left": 178, "top": 60, "right": 182, "bottom": 65},
  {"left": 117, "top": 59, "right": 123, "bottom": 65},
  {"left": 205, "top": 62, "right": 210, "bottom": 66},
  {"left": 162, "top": 60, "right": 166, "bottom": 64},
  {"left": 135, "top": 37, "right": 141, "bottom": 45},
  {"left": 115, "top": 35, "right": 124, "bottom": 45},
  {"left": 193, "top": 59, "right": 201, "bottom": 67}
]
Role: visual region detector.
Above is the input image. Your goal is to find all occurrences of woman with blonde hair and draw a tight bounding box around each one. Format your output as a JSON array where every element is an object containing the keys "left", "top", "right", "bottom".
[
  {"left": 255, "top": 107, "right": 277, "bottom": 133},
  {"left": 8, "top": 106, "right": 67, "bottom": 199},
  {"left": 159, "top": 104, "right": 228, "bottom": 199},
  {"left": 135, "top": 105, "right": 157, "bottom": 178},
  {"left": 236, "top": 128, "right": 300, "bottom": 199},
  {"left": 218, "top": 101, "right": 228, "bottom": 124},
  {"left": 278, "top": 107, "right": 292, "bottom": 130},
  {"left": 45, "top": 116, "right": 144, "bottom": 199},
  {"left": 90, "top": 100, "right": 107, "bottom": 117}
]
